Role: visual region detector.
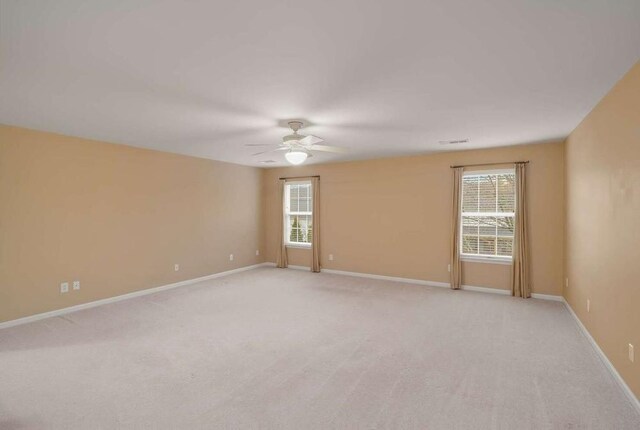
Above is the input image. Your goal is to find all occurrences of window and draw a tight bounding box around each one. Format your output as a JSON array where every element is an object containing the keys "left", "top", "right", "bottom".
[
  {"left": 461, "top": 170, "right": 515, "bottom": 261},
  {"left": 285, "top": 181, "right": 313, "bottom": 247}
]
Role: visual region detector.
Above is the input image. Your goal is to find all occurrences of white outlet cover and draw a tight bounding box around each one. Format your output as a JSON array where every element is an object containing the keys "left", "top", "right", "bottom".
[
  {"left": 630, "top": 344, "right": 635, "bottom": 363},
  {"left": 587, "top": 299, "right": 590, "bottom": 312},
  {"left": 174, "top": 264, "right": 179, "bottom": 271},
  {"left": 72, "top": 281, "right": 80, "bottom": 290},
  {"left": 256, "top": 250, "right": 260, "bottom": 256},
  {"left": 229, "top": 254, "right": 234, "bottom": 261},
  {"left": 60, "top": 282, "right": 69, "bottom": 293},
  {"left": 329, "top": 254, "right": 334, "bottom": 261}
]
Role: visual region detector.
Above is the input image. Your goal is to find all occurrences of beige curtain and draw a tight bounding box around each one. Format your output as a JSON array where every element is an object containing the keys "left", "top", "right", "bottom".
[
  {"left": 276, "top": 179, "right": 288, "bottom": 268},
  {"left": 450, "top": 167, "right": 463, "bottom": 290},
  {"left": 511, "top": 162, "right": 530, "bottom": 298},
  {"left": 311, "top": 177, "right": 320, "bottom": 272}
]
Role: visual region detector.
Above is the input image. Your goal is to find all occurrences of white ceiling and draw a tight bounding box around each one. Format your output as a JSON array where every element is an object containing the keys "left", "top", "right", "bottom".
[{"left": 1, "top": 1, "right": 639, "bottom": 166}]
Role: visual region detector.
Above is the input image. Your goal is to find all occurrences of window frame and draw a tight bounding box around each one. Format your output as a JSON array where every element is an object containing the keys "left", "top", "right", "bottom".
[
  {"left": 284, "top": 180, "right": 313, "bottom": 249},
  {"left": 460, "top": 168, "right": 515, "bottom": 265}
]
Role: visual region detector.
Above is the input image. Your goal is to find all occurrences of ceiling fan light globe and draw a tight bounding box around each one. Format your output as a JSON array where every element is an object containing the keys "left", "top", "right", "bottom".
[{"left": 285, "top": 150, "right": 308, "bottom": 165}]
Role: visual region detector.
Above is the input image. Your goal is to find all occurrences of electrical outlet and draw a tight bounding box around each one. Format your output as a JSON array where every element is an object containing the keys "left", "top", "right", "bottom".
[
  {"left": 565, "top": 278, "right": 569, "bottom": 288},
  {"left": 72, "top": 281, "right": 80, "bottom": 290},
  {"left": 229, "top": 254, "right": 234, "bottom": 261},
  {"left": 255, "top": 250, "right": 260, "bottom": 256},
  {"left": 174, "top": 264, "right": 179, "bottom": 272},
  {"left": 60, "top": 282, "right": 69, "bottom": 294},
  {"left": 329, "top": 254, "right": 334, "bottom": 261},
  {"left": 587, "top": 299, "right": 590, "bottom": 313},
  {"left": 448, "top": 264, "right": 451, "bottom": 272},
  {"left": 629, "top": 344, "right": 635, "bottom": 363}
]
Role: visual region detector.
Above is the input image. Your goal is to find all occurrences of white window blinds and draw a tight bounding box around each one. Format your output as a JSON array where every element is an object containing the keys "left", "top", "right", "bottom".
[
  {"left": 285, "top": 182, "right": 313, "bottom": 246},
  {"left": 461, "top": 171, "right": 515, "bottom": 258}
]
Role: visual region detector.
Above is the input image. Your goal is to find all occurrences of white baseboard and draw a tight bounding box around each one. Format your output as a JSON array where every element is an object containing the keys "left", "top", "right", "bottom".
[
  {"left": 263, "top": 262, "right": 310, "bottom": 271},
  {"left": 531, "top": 292, "right": 565, "bottom": 302},
  {"left": 2, "top": 260, "right": 563, "bottom": 329},
  {"left": 562, "top": 298, "right": 640, "bottom": 415},
  {"left": 287, "top": 264, "right": 310, "bottom": 271},
  {"left": 461, "top": 284, "right": 510, "bottom": 295},
  {"left": 321, "top": 268, "right": 440, "bottom": 287},
  {"left": 0, "top": 263, "right": 270, "bottom": 330},
  {"left": 317, "top": 267, "right": 562, "bottom": 301}
]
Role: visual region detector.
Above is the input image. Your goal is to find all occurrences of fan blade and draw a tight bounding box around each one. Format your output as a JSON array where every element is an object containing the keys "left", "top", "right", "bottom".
[
  {"left": 310, "top": 144, "right": 347, "bottom": 154},
  {"left": 244, "top": 143, "right": 278, "bottom": 147},
  {"left": 299, "top": 134, "right": 324, "bottom": 146},
  {"left": 252, "top": 147, "right": 288, "bottom": 156}
]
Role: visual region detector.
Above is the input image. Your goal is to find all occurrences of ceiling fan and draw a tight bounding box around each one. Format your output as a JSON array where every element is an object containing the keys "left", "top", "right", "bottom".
[{"left": 246, "top": 120, "right": 346, "bottom": 165}]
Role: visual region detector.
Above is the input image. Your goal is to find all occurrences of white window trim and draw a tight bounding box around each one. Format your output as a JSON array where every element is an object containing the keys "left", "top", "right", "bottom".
[
  {"left": 284, "top": 180, "right": 313, "bottom": 249},
  {"left": 286, "top": 242, "right": 312, "bottom": 249},
  {"left": 460, "top": 168, "right": 515, "bottom": 265},
  {"left": 461, "top": 254, "right": 513, "bottom": 265}
]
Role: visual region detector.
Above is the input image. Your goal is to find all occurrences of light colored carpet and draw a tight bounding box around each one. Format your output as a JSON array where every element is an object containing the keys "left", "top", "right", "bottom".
[{"left": 0, "top": 267, "right": 638, "bottom": 429}]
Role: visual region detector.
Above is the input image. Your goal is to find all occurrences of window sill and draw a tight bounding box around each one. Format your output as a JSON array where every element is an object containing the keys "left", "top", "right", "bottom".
[
  {"left": 461, "top": 255, "right": 512, "bottom": 265},
  {"left": 286, "top": 243, "right": 312, "bottom": 249}
]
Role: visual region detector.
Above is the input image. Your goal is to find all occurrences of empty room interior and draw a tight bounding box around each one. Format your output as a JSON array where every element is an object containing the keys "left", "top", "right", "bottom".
[{"left": 1, "top": 1, "right": 640, "bottom": 428}]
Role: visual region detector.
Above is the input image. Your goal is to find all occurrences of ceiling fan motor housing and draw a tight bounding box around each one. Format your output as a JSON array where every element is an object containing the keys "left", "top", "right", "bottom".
[
  {"left": 283, "top": 120, "right": 305, "bottom": 145},
  {"left": 287, "top": 120, "right": 304, "bottom": 132}
]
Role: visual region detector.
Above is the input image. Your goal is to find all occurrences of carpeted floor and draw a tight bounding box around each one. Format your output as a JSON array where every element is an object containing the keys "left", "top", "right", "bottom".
[{"left": 1, "top": 267, "right": 638, "bottom": 429}]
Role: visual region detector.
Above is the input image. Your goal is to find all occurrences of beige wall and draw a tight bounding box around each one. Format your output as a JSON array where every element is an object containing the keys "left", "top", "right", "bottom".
[
  {"left": 263, "top": 141, "right": 565, "bottom": 295},
  {"left": 564, "top": 62, "right": 640, "bottom": 398},
  {"left": 0, "top": 125, "right": 264, "bottom": 322}
]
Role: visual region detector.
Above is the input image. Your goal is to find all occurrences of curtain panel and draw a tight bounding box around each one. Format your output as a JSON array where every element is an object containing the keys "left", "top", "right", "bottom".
[
  {"left": 511, "top": 162, "right": 530, "bottom": 297},
  {"left": 276, "top": 179, "right": 288, "bottom": 268},
  {"left": 450, "top": 167, "right": 463, "bottom": 290},
  {"left": 311, "top": 177, "right": 320, "bottom": 272}
]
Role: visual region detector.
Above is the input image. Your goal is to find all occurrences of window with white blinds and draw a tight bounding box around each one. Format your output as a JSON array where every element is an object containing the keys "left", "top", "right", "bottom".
[
  {"left": 461, "top": 170, "right": 515, "bottom": 259},
  {"left": 285, "top": 182, "right": 313, "bottom": 247}
]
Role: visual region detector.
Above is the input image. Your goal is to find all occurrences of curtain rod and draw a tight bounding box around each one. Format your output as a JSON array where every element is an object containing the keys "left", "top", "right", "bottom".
[
  {"left": 279, "top": 175, "right": 320, "bottom": 180},
  {"left": 450, "top": 161, "right": 529, "bottom": 169}
]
